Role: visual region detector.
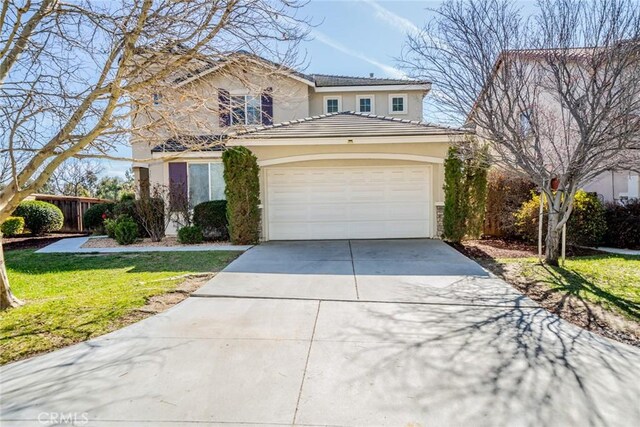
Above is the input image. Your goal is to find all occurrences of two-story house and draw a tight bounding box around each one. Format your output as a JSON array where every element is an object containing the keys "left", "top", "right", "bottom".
[{"left": 131, "top": 52, "right": 464, "bottom": 240}]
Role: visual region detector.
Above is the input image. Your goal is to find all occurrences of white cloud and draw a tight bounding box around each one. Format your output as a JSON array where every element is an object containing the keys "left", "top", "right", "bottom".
[
  {"left": 360, "top": 0, "right": 421, "bottom": 35},
  {"left": 311, "top": 29, "right": 408, "bottom": 79}
]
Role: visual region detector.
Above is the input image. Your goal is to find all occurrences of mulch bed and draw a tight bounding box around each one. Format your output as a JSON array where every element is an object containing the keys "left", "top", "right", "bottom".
[
  {"left": 451, "top": 239, "right": 639, "bottom": 347},
  {"left": 3, "top": 233, "right": 89, "bottom": 251},
  {"left": 81, "top": 236, "right": 231, "bottom": 248},
  {"left": 450, "top": 238, "right": 604, "bottom": 260}
]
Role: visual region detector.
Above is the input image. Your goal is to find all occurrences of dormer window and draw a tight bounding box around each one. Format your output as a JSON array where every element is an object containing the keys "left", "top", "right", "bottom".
[
  {"left": 357, "top": 95, "right": 374, "bottom": 113},
  {"left": 324, "top": 96, "right": 342, "bottom": 114},
  {"left": 231, "top": 95, "right": 261, "bottom": 125},
  {"left": 389, "top": 94, "right": 407, "bottom": 114}
]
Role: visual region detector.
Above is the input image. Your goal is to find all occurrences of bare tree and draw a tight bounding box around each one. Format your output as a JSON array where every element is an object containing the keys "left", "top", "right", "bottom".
[
  {"left": 403, "top": 0, "right": 640, "bottom": 265},
  {"left": 0, "top": 0, "right": 310, "bottom": 309},
  {"left": 42, "top": 158, "right": 103, "bottom": 197}
]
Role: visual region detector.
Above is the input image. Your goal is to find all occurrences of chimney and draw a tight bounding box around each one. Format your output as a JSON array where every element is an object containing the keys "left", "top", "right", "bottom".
[{"left": 369, "top": 73, "right": 374, "bottom": 78}]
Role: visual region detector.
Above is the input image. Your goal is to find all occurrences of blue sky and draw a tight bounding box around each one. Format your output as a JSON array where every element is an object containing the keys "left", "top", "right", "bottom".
[{"left": 105, "top": 0, "right": 442, "bottom": 177}]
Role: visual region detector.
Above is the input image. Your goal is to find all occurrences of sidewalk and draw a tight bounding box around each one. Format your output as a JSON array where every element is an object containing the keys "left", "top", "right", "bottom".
[
  {"left": 592, "top": 246, "right": 640, "bottom": 256},
  {"left": 35, "top": 236, "right": 252, "bottom": 254}
]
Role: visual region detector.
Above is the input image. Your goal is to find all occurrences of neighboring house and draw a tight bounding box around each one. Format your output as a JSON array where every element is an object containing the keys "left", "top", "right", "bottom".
[
  {"left": 469, "top": 47, "right": 639, "bottom": 203},
  {"left": 131, "top": 52, "right": 464, "bottom": 240}
]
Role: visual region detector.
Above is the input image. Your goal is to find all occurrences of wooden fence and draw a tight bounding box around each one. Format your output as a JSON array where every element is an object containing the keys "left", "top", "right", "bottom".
[{"left": 26, "top": 194, "right": 110, "bottom": 232}]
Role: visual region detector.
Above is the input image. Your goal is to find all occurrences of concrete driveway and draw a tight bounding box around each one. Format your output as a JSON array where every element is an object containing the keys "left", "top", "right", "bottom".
[{"left": 1, "top": 239, "right": 639, "bottom": 426}]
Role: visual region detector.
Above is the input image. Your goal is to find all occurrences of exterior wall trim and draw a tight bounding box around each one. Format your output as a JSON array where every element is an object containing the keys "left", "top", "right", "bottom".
[
  {"left": 314, "top": 84, "right": 431, "bottom": 93},
  {"left": 258, "top": 153, "right": 445, "bottom": 167},
  {"left": 230, "top": 134, "right": 462, "bottom": 146}
]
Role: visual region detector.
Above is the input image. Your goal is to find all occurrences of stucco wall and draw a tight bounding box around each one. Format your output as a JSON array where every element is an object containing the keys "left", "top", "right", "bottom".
[
  {"left": 308, "top": 90, "right": 425, "bottom": 121},
  {"left": 584, "top": 170, "right": 639, "bottom": 202}
]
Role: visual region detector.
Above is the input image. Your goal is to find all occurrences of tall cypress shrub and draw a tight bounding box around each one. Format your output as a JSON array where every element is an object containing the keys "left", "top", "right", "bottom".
[
  {"left": 443, "top": 146, "right": 467, "bottom": 241},
  {"left": 222, "top": 146, "right": 260, "bottom": 244},
  {"left": 465, "top": 145, "right": 489, "bottom": 239}
]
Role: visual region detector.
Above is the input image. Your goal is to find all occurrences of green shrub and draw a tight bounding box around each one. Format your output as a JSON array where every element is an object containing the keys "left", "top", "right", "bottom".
[
  {"left": 514, "top": 192, "right": 547, "bottom": 243},
  {"left": 1, "top": 216, "right": 25, "bottom": 237},
  {"left": 193, "top": 200, "right": 228, "bottom": 241},
  {"left": 114, "top": 216, "right": 138, "bottom": 245},
  {"left": 177, "top": 225, "right": 204, "bottom": 244},
  {"left": 442, "top": 144, "right": 488, "bottom": 241},
  {"left": 484, "top": 171, "right": 536, "bottom": 238},
  {"left": 14, "top": 200, "right": 64, "bottom": 235},
  {"left": 223, "top": 147, "right": 260, "bottom": 245},
  {"left": 515, "top": 190, "right": 606, "bottom": 247},
  {"left": 83, "top": 202, "right": 115, "bottom": 233},
  {"left": 104, "top": 218, "right": 117, "bottom": 239},
  {"left": 567, "top": 191, "right": 607, "bottom": 247},
  {"left": 603, "top": 199, "right": 640, "bottom": 249},
  {"left": 443, "top": 146, "right": 467, "bottom": 241}
]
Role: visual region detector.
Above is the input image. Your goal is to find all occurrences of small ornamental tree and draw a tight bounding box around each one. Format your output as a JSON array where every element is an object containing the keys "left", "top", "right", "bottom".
[
  {"left": 223, "top": 147, "right": 260, "bottom": 245},
  {"left": 465, "top": 145, "right": 489, "bottom": 239}
]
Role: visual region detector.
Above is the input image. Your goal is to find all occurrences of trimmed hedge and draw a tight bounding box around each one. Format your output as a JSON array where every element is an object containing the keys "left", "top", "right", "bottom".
[
  {"left": 193, "top": 200, "right": 228, "bottom": 241},
  {"left": 603, "top": 200, "right": 640, "bottom": 249},
  {"left": 83, "top": 202, "right": 115, "bottom": 233},
  {"left": 14, "top": 200, "right": 63, "bottom": 235},
  {"left": 515, "top": 190, "right": 607, "bottom": 247},
  {"left": 1, "top": 216, "right": 25, "bottom": 237},
  {"left": 223, "top": 147, "right": 260, "bottom": 245},
  {"left": 177, "top": 225, "right": 204, "bottom": 244}
]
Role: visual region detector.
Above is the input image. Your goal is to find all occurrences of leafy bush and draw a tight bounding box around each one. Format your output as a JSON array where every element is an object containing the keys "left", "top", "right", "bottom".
[
  {"left": 567, "top": 191, "right": 607, "bottom": 247},
  {"left": 177, "top": 225, "right": 204, "bottom": 244},
  {"left": 443, "top": 146, "right": 467, "bottom": 241},
  {"left": 484, "top": 170, "right": 536, "bottom": 238},
  {"left": 83, "top": 202, "right": 115, "bottom": 233},
  {"left": 14, "top": 200, "right": 64, "bottom": 235},
  {"left": 603, "top": 199, "right": 640, "bottom": 249},
  {"left": 1, "top": 216, "right": 25, "bottom": 237},
  {"left": 515, "top": 190, "right": 606, "bottom": 247},
  {"left": 103, "top": 218, "right": 117, "bottom": 239},
  {"left": 193, "top": 200, "right": 228, "bottom": 241},
  {"left": 114, "top": 216, "right": 138, "bottom": 245},
  {"left": 514, "top": 192, "right": 546, "bottom": 243},
  {"left": 223, "top": 147, "right": 260, "bottom": 244}
]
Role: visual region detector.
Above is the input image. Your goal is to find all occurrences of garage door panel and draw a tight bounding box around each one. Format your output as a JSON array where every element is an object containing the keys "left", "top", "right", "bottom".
[{"left": 266, "top": 166, "right": 432, "bottom": 240}]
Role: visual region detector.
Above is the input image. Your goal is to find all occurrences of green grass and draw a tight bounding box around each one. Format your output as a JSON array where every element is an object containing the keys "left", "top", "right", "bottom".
[
  {"left": 0, "top": 250, "right": 240, "bottom": 364},
  {"left": 503, "top": 255, "right": 640, "bottom": 320}
]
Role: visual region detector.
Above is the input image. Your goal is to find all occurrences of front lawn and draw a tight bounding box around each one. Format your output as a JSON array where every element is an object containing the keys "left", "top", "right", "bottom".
[
  {"left": 0, "top": 250, "right": 240, "bottom": 364},
  {"left": 514, "top": 255, "right": 640, "bottom": 321}
]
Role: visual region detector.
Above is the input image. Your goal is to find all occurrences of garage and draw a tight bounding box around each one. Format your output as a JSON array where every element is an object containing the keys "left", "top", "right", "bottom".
[{"left": 265, "top": 165, "right": 432, "bottom": 240}]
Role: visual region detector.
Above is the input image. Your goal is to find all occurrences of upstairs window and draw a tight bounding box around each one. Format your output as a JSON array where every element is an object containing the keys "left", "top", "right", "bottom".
[
  {"left": 324, "top": 96, "right": 341, "bottom": 114},
  {"left": 357, "top": 95, "right": 374, "bottom": 113},
  {"left": 519, "top": 110, "right": 533, "bottom": 137},
  {"left": 231, "top": 95, "right": 261, "bottom": 125},
  {"left": 389, "top": 94, "right": 407, "bottom": 114}
]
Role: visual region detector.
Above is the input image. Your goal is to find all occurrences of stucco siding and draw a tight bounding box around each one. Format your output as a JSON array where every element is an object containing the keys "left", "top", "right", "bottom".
[{"left": 308, "top": 90, "right": 425, "bottom": 121}]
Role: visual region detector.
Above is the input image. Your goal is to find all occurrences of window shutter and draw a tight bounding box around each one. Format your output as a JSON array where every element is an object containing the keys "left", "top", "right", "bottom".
[
  {"left": 168, "top": 162, "right": 188, "bottom": 209},
  {"left": 261, "top": 87, "right": 273, "bottom": 125},
  {"left": 218, "top": 89, "right": 230, "bottom": 127}
]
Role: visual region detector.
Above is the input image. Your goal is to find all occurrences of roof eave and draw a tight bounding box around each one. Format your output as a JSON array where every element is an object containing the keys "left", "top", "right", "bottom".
[{"left": 313, "top": 83, "right": 431, "bottom": 93}]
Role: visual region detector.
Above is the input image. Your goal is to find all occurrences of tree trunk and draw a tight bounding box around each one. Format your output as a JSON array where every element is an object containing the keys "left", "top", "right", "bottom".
[
  {"left": 0, "top": 236, "right": 23, "bottom": 310},
  {"left": 545, "top": 209, "right": 561, "bottom": 266}
]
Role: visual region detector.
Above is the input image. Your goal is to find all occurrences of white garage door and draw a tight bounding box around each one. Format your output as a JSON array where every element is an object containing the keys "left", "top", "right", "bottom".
[{"left": 265, "top": 165, "right": 432, "bottom": 240}]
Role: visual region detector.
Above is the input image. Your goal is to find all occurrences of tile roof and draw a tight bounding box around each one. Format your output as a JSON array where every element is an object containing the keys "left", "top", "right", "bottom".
[
  {"left": 151, "top": 134, "right": 226, "bottom": 153},
  {"left": 232, "top": 111, "right": 465, "bottom": 139},
  {"left": 310, "top": 74, "right": 429, "bottom": 87}
]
